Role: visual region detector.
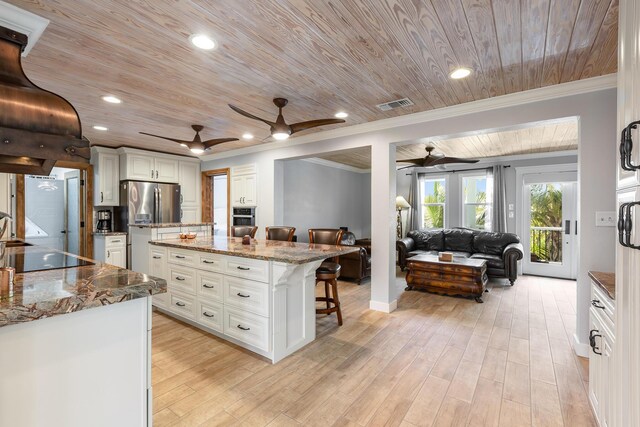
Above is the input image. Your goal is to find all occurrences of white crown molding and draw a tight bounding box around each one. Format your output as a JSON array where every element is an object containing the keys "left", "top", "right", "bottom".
[
  {"left": 0, "top": 1, "right": 49, "bottom": 56},
  {"left": 201, "top": 74, "right": 616, "bottom": 162},
  {"left": 300, "top": 157, "right": 370, "bottom": 173}
]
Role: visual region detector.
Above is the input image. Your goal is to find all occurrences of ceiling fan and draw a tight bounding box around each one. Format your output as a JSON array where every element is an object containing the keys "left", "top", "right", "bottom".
[
  {"left": 228, "top": 98, "right": 345, "bottom": 141},
  {"left": 139, "top": 125, "right": 238, "bottom": 155},
  {"left": 397, "top": 146, "right": 479, "bottom": 169}
]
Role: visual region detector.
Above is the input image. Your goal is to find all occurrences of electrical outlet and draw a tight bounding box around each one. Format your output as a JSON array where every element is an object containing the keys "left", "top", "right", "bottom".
[
  {"left": 596, "top": 211, "right": 616, "bottom": 227},
  {"left": 508, "top": 211, "right": 514, "bottom": 218},
  {"left": 508, "top": 204, "right": 514, "bottom": 211}
]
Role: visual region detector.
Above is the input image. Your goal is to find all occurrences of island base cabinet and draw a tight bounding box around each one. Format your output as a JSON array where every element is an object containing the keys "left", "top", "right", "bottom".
[{"left": 0, "top": 297, "right": 152, "bottom": 427}]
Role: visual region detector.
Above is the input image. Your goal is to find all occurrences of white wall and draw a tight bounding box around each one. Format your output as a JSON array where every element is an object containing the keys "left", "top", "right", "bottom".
[
  {"left": 201, "top": 81, "right": 617, "bottom": 343},
  {"left": 396, "top": 153, "right": 579, "bottom": 235},
  {"left": 282, "top": 160, "right": 371, "bottom": 242}
]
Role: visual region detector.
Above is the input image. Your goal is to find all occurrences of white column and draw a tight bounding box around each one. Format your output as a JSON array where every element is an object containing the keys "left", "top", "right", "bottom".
[{"left": 370, "top": 142, "right": 398, "bottom": 312}]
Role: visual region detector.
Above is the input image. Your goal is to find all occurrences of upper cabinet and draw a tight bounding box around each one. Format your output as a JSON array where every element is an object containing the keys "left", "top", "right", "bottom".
[
  {"left": 91, "top": 147, "right": 120, "bottom": 206},
  {"left": 119, "top": 148, "right": 179, "bottom": 183},
  {"left": 179, "top": 160, "right": 201, "bottom": 222},
  {"left": 231, "top": 164, "right": 257, "bottom": 207}
]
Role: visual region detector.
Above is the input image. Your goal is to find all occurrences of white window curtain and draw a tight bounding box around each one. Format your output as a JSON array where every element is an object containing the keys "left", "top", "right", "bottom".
[
  {"left": 408, "top": 171, "right": 422, "bottom": 231},
  {"left": 489, "top": 165, "right": 507, "bottom": 232}
]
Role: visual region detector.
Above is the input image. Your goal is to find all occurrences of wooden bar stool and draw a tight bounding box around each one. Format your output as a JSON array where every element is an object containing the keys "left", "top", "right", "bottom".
[
  {"left": 265, "top": 226, "right": 296, "bottom": 242},
  {"left": 230, "top": 225, "right": 258, "bottom": 238},
  {"left": 309, "top": 229, "right": 344, "bottom": 326}
]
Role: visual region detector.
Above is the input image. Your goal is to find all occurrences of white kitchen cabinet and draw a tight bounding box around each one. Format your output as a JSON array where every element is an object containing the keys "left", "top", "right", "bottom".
[
  {"left": 231, "top": 174, "right": 257, "bottom": 206},
  {"left": 181, "top": 206, "right": 199, "bottom": 223},
  {"left": 118, "top": 148, "right": 179, "bottom": 183},
  {"left": 91, "top": 147, "right": 120, "bottom": 206},
  {"left": 179, "top": 160, "right": 201, "bottom": 222},
  {"left": 149, "top": 247, "right": 169, "bottom": 309},
  {"left": 93, "top": 234, "right": 127, "bottom": 268}
]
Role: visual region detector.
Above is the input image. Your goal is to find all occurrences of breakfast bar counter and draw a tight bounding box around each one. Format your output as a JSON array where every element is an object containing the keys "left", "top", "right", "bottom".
[{"left": 147, "top": 237, "right": 359, "bottom": 362}]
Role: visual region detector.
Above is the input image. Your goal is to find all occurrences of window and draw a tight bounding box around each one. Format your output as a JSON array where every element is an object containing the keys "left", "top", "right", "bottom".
[
  {"left": 462, "top": 174, "right": 492, "bottom": 230},
  {"left": 420, "top": 177, "right": 446, "bottom": 229}
]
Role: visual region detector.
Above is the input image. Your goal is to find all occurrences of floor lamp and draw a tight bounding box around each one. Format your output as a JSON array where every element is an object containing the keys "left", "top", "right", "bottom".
[{"left": 396, "top": 196, "right": 410, "bottom": 239}]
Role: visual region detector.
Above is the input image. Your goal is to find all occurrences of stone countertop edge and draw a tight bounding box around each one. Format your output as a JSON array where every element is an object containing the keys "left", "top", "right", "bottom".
[
  {"left": 131, "top": 222, "right": 214, "bottom": 229},
  {"left": 92, "top": 232, "right": 128, "bottom": 236},
  {"left": 588, "top": 271, "right": 615, "bottom": 301},
  {"left": 149, "top": 239, "right": 360, "bottom": 264}
]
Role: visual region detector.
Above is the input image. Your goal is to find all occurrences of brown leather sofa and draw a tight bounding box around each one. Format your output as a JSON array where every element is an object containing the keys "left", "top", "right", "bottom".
[
  {"left": 397, "top": 228, "right": 523, "bottom": 285},
  {"left": 337, "top": 232, "right": 371, "bottom": 284}
]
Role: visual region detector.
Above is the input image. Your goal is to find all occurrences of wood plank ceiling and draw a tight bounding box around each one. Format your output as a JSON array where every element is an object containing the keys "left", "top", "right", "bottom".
[
  {"left": 315, "top": 120, "right": 579, "bottom": 169},
  {"left": 11, "top": 0, "right": 617, "bottom": 157}
]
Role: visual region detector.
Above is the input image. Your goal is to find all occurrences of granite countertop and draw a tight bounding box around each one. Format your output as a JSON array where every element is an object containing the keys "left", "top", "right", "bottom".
[
  {"left": 588, "top": 271, "right": 615, "bottom": 300},
  {"left": 150, "top": 237, "right": 360, "bottom": 264},
  {"left": 131, "top": 222, "right": 213, "bottom": 229},
  {"left": 92, "top": 231, "right": 128, "bottom": 236},
  {"left": 0, "top": 246, "right": 166, "bottom": 328}
]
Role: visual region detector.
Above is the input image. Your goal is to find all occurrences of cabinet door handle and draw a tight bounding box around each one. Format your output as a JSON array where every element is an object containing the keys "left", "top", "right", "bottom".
[
  {"left": 237, "top": 292, "right": 250, "bottom": 298},
  {"left": 107, "top": 250, "right": 110, "bottom": 258},
  {"left": 175, "top": 255, "right": 186, "bottom": 259},
  {"left": 111, "top": 239, "right": 122, "bottom": 243},
  {"left": 203, "top": 284, "right": 215, "bottom": 289},
  {"left": 203, "top": 312, "right": 215, "bottom": 318},
  {"left": 237, "top": 325, "right": 250, "bottom": 331},
  {"left": 100, "top": 192, "right": 104, "bottom": 203},
  {"left": 591, "top": 299, "right": 606, "bottom": 309},
  {"left": 237, "top": 266, "right": 250, "bottom": 271},
  {"left": 175, "top": 301, "right": 186, "bottom": 307},
  {"left": 589, "top": 329, "right": 602, "bottom": 355},
  {"left": 175, "top": 276, "right": 186, "bottom": 281},
  {"left": 180, "top": 194, "right": 183, "bottom": 204},
  {"left": 153, "top": 256, "right": 161, "bottom": 259},
  {"left": 620, "top": 121, "right": 640, "bottom": 171},
  {"left": 151, "top": 169, "right": 154, "bottom": 178},
  {"left": 202, "top": 260, "right": 215, "bottom": 264},
  {"left": 623, "top": 202, "right": 640, "bottom": 249},
  {"left": 156, "top": 170, "right": 158, "bottom": 179}
]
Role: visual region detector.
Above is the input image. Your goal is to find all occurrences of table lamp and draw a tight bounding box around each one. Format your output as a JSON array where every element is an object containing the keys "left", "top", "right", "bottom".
[{"left": 396, "top": 196, "right": 411, "bottom": 239}]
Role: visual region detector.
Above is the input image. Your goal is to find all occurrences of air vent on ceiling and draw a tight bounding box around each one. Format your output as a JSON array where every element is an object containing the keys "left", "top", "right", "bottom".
[{"left": 376, "top": 97, "right": 414, "bottom": 111}]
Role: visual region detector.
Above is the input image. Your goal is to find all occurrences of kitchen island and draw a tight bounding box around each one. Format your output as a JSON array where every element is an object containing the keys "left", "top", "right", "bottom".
[
  {"left": 0, "top": 244, "right": 166, "bottom": 427},
  {"left": 148, "top": 237, "right": 359, "bottom": 362}
]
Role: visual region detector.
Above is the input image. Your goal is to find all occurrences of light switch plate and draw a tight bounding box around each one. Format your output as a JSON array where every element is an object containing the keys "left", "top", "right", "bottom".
[
  {"left": 508, "top": 204, "right": 514, "bottom": 211},
  {"left": 508, "top": 211, "right": 515, "bottom": 218},
  {"left": 596, "top": 211, "right": 616, "bottom": 227}
]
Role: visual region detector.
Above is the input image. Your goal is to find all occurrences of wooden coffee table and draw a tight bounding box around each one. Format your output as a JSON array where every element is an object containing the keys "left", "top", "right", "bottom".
[{"left": 405, "top": 254, "right": 488, "bottom": 303}]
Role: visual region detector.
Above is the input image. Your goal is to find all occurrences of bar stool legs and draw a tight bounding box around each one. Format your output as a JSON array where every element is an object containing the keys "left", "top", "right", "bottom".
[{"left": 315, "top": 264, "right": 343, "bottom": 326}]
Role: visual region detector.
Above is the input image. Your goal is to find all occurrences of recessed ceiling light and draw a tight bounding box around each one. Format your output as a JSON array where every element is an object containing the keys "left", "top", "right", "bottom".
[
  {"left": 189, "top": 34, "right": 216, "bottom": 50},
  {"left": 102, "top": 95, "right": 122, "bottom": 104},
  {"left": 93, "top": 125, "right": 108, "bottom": 131},
  {"left": 242, "top": 132, "right": 254, "bottom": 140},
  {"left": 449, "top": 67, "right": 472, "bottom": 79},
  {"left": 334, "top": 111, "right": 348, "bottom": 119}
]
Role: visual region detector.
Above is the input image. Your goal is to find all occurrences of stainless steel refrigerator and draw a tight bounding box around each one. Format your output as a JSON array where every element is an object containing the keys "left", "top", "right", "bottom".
[{"left": 114, "top": 180, "right": 181, "bottom": 268}]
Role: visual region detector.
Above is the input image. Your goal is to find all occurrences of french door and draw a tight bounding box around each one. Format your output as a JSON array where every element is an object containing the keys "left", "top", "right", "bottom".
[{"left": 522, "top": 174, "right": 578, "bottom": 279}]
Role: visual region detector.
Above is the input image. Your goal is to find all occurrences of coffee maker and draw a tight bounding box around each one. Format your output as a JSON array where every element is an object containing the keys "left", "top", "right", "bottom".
[{"left": 96, "top": 210, "right": 112, "bottom": 233}]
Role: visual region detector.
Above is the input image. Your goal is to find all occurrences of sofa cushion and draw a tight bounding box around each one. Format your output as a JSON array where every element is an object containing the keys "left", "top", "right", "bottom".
[
  {"left": 443, "top": 229, "right": 475, "bottom": 252},
  {"left": 473, "top": 231, "right": 520, "bottom": 256},
  {"left": 470, "top": 253, "right": 505, "bottom": 269},
  {"left": 407, "top": 230, "right": 444, "bottom": 251}
]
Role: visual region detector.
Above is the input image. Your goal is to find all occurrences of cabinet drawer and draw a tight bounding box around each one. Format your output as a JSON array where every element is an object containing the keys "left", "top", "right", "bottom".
[
  {"left": 168, "top": 266, "right": 196, "bottom": 295},
  {"left": 197, "top": 271, "right": 224, "bottom": 303},
  {"left": 199, "top": 254, "right": 224, "bottom": 272},
  {"left": 225, "top": 257, "right": 269, "bottom": 283},
  {"left": 168, "top": 249, "right": 197, "bottom": 267},
  {"left": 168, "top": 292, "right": 196, "bottom": 320},
  {"left": 591, "top": 282, "right": 615, "bottom": 327},
  {"left": 152, "top": 291, "right": 169, "bottom": 309},
  {"left": 105, "top": 236, "right": 126, "bottom": 247},
  {"left": 223, "top": 306, "right": 269, "bottom": 351},
  {"left": 224, "top": 276, "right": 269, "bottom": 316},
  {"left": 197, "top": 300, "right": 223, "bottom": 332}
]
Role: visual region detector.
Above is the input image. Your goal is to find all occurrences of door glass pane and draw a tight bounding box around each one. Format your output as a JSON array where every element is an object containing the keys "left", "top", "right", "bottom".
[
  {"left": 66, "top": 176, "right": 80, "bottom": 255},
  {"left": 421, "top": 178, "right": 445, "bottom": 229},
  {"left": 24, "top": 175, "right": 65, "bottom": 250},
  {"left": 213, "top": 175, "right": 228, "bottom": 236},
  {"left": 529, "top": 183, "right": 563, "bottom": 264}
]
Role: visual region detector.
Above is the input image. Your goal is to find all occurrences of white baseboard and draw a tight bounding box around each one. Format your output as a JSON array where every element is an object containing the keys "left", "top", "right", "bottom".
[
  {"left": 369, "top": 299, "right": 398, "bottom": 313},
  {"left": 573, "top": 333, "right": 590, "bottom": 357}
]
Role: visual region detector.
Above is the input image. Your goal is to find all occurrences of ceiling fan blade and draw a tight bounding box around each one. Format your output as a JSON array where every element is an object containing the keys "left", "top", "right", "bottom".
[
  {"left": 396, "top": 158, "right": 426, "bottom": 166},
  {"left": 228, "top": 104, "right": 275, "bottom": 127},
  {"left": 429, "top": 157, "right": 480, "bottom": 166},
  {"left": 139, "top": 132, "right": 188, "bottom": 144},
  {"left": 203, "top": 138, "right": 239, "bottom": 149},
  {"left": 290, "top": 118, "right": 345, "bottom": 134}
]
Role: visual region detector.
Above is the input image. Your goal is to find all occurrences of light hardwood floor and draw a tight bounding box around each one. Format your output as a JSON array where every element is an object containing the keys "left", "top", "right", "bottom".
[{"left": 151, "top": 273, "right": 595, "bottom": 427}]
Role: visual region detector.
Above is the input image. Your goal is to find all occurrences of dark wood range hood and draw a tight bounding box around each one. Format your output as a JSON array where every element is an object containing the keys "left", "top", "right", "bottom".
[{"left": 0, "top": 25, "right": 89, "bottom": 175}]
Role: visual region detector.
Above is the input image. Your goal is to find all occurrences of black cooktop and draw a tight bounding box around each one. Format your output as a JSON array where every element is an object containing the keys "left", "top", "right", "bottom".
[{"left": 7, "top": 251, "right": 95, "bottom": 273}]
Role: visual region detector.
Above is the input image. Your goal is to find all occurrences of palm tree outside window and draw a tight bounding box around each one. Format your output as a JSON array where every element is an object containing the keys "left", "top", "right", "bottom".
[{"left": 420, "top": 177, "right": 446, "bottom": 229}]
